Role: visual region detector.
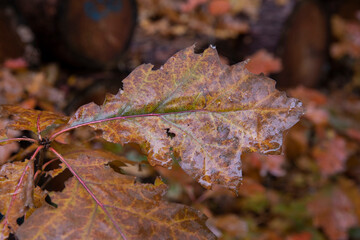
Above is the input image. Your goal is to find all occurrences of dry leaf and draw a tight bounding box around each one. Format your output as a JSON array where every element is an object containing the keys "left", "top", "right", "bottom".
[
  {"left": 16, "top": 150, "right": 215, "bottom": 240},
  {"left": 0, "top": 160, "right": 34, "bottom": 237},
  {"left": 307, "top": 187, "right": 358, "bottom": 240},
  {"left": 68, "top": 46, "right": 303, "bottom": 192}
]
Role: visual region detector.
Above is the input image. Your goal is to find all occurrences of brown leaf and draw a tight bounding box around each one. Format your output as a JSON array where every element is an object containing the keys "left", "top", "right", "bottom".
[
  {"left": 0, "top": 120, "right": 20, "bottom": 165},
  {"left": 312, "top": 135, "right": 349, "bottom": 176},
  {"left": 67, "top": 46, "right": 303, "bottom": 192},
  {"left": 245, "top": 49, "right": 282, "bottom": 76},
  {"left": 1, "top": 105, "right": 68, "bottom": 135},
  {"left": 0, "top": 160, "right": 34, "bottom": 237},
  {"left": 16, "top": 150, "right": 215, "bottom": 240},
  {"left": 307, "top": 187, "right": 358, "bottom": 240}
]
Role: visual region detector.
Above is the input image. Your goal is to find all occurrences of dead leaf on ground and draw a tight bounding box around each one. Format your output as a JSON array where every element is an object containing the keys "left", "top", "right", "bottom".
[
  {"left": 307, "top": 187, "right": 358, "bottom": 240},
  {"left": 68, "top": 46, "right": 303, "bottom": 192},
  {"left": 0, "top": 160, "right": 34, "bottom": 237},
  {"left": 16, "top": 150, "right": 215, "bottom": 240}
]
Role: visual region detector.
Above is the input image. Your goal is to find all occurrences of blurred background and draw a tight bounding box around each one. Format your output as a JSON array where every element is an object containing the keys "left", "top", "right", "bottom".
[{"left": 1, "top": 0, "right": 360, "bottom": 239}]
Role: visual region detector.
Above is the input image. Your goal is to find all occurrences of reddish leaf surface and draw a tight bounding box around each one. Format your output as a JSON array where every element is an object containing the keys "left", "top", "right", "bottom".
[
  {"left": 16, "top": 149, "right": 215, "bottom": 240},
  {"left": 245, "top": 49, "right": 282, "bottom": 76},
  {"left": 0, "top": 160, "right": 34, "bottom": 237},
  {"left": 312, "top": 135, "right": 349, "bottom": 176},
  {"left": 66, "top": 46, "right": 303, "bottom": 192},
  {"left": 1, "top": 105, "right": 68, "bottom": 134},
  {"left": 307, "top": 187, "right": 358, "bottom": 240}
]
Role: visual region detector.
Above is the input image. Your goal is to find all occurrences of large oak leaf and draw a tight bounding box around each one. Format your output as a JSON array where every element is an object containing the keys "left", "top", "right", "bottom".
[
  {"left": 16, "top": 149, "right": 215, "bottom": 240},
  {"left": 68, "top": 46, "right": 303, "bottom": 192}
]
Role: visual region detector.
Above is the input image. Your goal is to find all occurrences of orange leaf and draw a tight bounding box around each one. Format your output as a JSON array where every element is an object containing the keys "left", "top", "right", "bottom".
[
  {"left": 67, "top": 46, "right": 303, "bottom": 192},
  {"left": 245, "top": 49, "right": 282, "bottom": 75},
  {"left": 1, "top": 105, "right": 68, "bottom": 135}
]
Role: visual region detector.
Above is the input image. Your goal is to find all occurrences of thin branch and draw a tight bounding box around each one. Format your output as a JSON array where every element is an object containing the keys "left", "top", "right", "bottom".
[
  {"left": 49, "top": 147, "right": 127, "bottom": 240},
  {"left": 49, "top": 109, "right": 205, "bottom": 140},
  {"left": 1, "top": 145, "right": 43, "bottom": 237}
]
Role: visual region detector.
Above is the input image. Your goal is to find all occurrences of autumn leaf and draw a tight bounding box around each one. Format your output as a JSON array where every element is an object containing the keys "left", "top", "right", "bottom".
[
  {"left": 16, "top": 149, "right": 215, "bottom": 240},
  {"left": 0, "top": 160, "right": 34, "bottom": 237},
  {"left": 245, "top": 49, "right": 282, "bottom": 76},
  {"left": 63, "top": 46, "right": 303, "bottom": 192},
  {"left": 307, "top": 187, "right": 358, "bottom": 240},
  {"left": 312, "top": 135, "right": 348, "bottom": 176},
  {"left": 1, "top": 105, "right": 68, "bottom": 135}
]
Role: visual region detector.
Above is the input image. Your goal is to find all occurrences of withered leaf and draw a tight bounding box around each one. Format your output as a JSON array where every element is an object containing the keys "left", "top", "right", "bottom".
[
  {"left": 68, "top": 45, "right": 303, "bottom": 192},
  {"left": 0, "top": 160, "right": 34, "bottom": 237},
  {"left": 307, "top": 187, "right": 358, "bottom": 240},
  {"left": 1, "top": 105, "right": 68, "bottom": 135},
  {"left": 16, "top": 150, "right": 215, "bottom": 240}
]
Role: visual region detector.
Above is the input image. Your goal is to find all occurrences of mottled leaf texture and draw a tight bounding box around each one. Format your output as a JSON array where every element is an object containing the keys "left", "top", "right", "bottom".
[
  {"left": 1, "top": 105, "right": 68, "bottom": 134},
  {"left": 16, "top": 150, "right": 215, "bottom": 240},
  {"left": 68, "top": 46, "right": 303, "bottom": 192},
  {"left": 0, "top": 160, "right": 34, "bottom": 238}
]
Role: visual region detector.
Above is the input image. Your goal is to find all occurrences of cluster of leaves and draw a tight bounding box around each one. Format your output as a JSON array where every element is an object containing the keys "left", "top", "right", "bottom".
[
  {"left": 0, "top": 46, "right": 302, "bottom": 239},
  {"left": 137, "top": 0, "right": 261, "bottom": 39}
]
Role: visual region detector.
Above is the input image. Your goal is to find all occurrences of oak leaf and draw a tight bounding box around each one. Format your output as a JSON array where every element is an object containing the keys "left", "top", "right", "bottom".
[
  {"left": 67, "top": 46, "right": 303, "bottom": 192},
  {"left": 16, "top": 149, "right": 215, "bottom": 240}
]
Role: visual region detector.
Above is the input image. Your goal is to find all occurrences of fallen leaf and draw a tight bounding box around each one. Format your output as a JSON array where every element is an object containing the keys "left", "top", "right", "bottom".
[
  {"left": 312, "top": 135, "right": 348, "bottom": 176},
  {"left": 208, "top": 0, "right": 231, "bottom": 16},
  {"left": 1, "top": 105, "right": 68, "bottom": 135},
  {"left": 16, "top": 150, "right": 215, "bottom": 240},
  {"left": 307, "top": 187, "right": 358, "bottom": 240},
  {"left": 245, "top": 49, "right": 282, "bottom": 76},
  {"left": 67, "top": 46, "right": 303, "bottom": 192},
  {"left": 0, "top": 120, "right": 20, "bottom": 165},
  {"left": 0, "top": 160, "right": 34, "bottom": 237}
]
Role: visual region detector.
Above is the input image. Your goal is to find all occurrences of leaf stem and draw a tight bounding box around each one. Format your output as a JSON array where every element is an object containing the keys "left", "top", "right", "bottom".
[
  {"left": 49, "top": 147, "right": 127, "bottom": 240},
  {"left": 0, "top": 137, "right": 37, "bottom": 144},
  {"left": 1, "top": 145, "right": 43, "bottom": 238},
  {"left": 49, "top": 109, "right": 205, "bottom": 140},
  {"left": 37, "top": 113, "right": 42, "bottom": 141}
]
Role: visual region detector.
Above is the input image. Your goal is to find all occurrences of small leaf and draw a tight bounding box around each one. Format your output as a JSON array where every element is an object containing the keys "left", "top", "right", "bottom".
[
  {"left": 16, "top": 150, "right": 215, "bottom": 239},
  {"left": 0, "top": 160, "right": 34, "bottom": 236},
  {"left": 312, "top": 135, "right": 348, "bottom": 176},
  {"left": 1, "top": 105, "right": 68, "bottom": 134},
  {"left": 307, "top": 187, "right": 358, "bottom": 240},
  {"left": 67, "top": 46, "right": 303, "bottom": 192}
]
